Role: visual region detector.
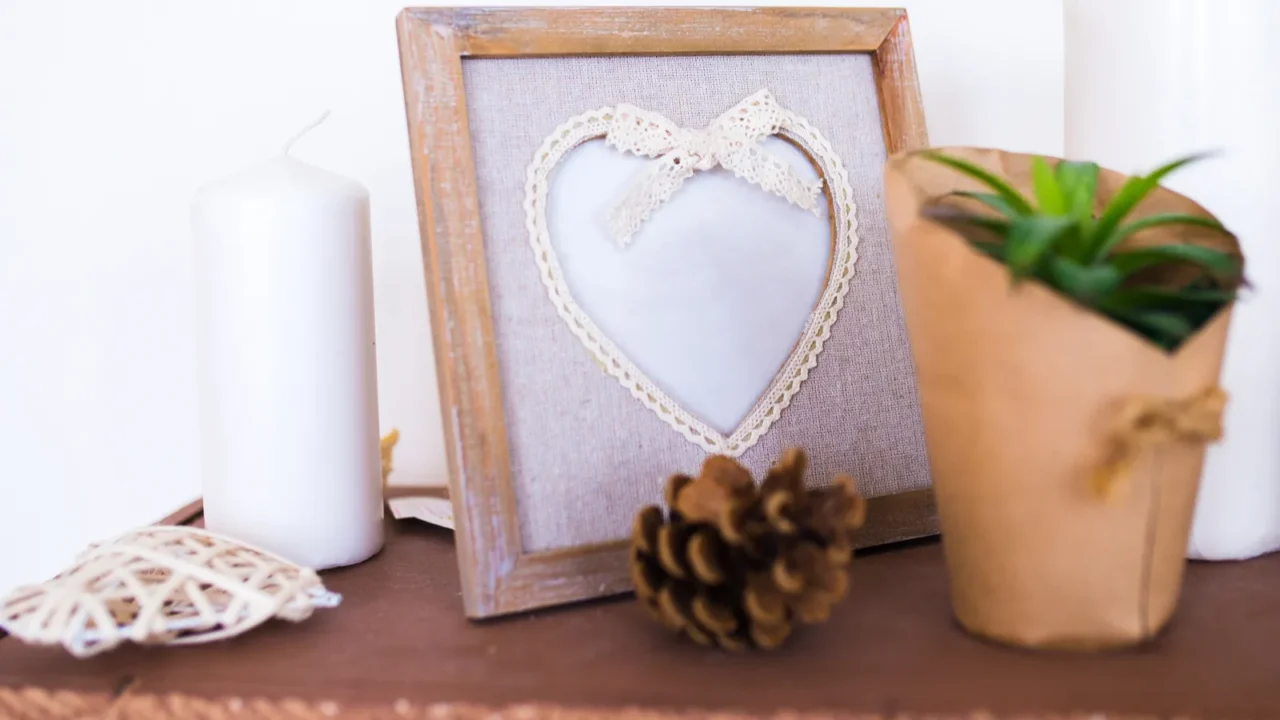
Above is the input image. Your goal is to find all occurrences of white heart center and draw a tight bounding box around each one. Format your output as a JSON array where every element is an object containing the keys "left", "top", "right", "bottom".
[{"left": 547, "top": 137, "right": 831, "bottom": 435}]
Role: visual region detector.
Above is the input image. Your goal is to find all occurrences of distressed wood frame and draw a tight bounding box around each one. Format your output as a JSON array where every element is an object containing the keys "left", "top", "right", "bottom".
[{"left": 396, "top": 6, "right": 931, "bottom": 619}]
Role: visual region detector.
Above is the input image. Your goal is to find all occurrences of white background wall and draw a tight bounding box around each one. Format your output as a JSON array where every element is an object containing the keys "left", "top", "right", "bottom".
[{"left": 0, "top": 0, "right": 1063, "bottom": 595}]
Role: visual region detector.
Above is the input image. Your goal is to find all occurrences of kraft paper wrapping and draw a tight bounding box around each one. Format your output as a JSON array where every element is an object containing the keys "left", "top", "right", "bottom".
[{"left": 884, "top": 147, "right": 1243, "bottom": 649}]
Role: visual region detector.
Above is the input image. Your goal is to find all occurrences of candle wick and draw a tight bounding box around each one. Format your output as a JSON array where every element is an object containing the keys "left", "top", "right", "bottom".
[{"left": 281, "top": 110, "right": 332, "bottom": 156}]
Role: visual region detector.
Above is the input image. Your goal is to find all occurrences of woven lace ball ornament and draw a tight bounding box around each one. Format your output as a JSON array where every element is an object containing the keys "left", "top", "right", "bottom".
[{"left": 0, "top": 526, "right": 340, "bottom": 658}]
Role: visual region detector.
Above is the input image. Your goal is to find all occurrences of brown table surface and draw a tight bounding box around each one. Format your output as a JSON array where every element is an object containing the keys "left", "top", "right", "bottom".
[{"left": 2, "top": 514, "right": 1278, "bottom": 719}]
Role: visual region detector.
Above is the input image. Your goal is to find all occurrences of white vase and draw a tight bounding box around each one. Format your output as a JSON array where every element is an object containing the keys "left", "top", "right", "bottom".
[{"left": 1064, "top": 0, "right": 1280, "bottom": 559}]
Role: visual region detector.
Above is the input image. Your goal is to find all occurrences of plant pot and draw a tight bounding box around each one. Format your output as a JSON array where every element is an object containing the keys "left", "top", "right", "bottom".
[{"left": 884, "top": 147, "right": 1243, "bottom": 650}]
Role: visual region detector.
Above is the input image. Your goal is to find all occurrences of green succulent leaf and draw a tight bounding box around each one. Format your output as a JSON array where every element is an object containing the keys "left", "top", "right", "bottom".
[
  {"left": 948, "top": 191, "right": 1023, "bottom": 219},
  {"left": 1109, "top": 244, "right": 1240, "bottom": 277},
  {"left": 1102, "top": 287, "right": 1233, "bottom": 350},
  {"left": 1089, "top": 152, "right": 1217, "bottom": 260},
  {"left": 919, "top": 151, "right": 1036, "bottom": 216},
  {"left": 1055, "top": 160, "right": 1100, "bottom": 217},
  {"left": 1106, "top": 286, "right": 1236, "bottom": 309},
  {"left": 1048, "top": 161, "right": 1101, "bottom": 260},
  {"left": 971, "top": 241, "right": 1006, "bottom": 262},
  {"left": 1129, "top": 311, "right": 1195, "bottom": 336},
  {"left": 1099, "top": 298, "right": 1197, "bottom": 349},
  {"left": 1113, "top": 310, "right": 1195, "bottom": 349},
  {"left": 957, "top": 215, "right": 1012, "bottom": 236},
  {"left": 1031, "top": 156, "right": 1066, "bottom": 215},
  {"left": 1005, "top": 216, "right": 1073, "bottom": 278},
  {"left": 1046, "top": 257, "right": 1123, "bottom": 302},
  {"left": 1095, "top": 213, "right": 1230, "bottom": 259},
  {"left": 940, "top": 211, "right": 1013, "bottom": 240}
]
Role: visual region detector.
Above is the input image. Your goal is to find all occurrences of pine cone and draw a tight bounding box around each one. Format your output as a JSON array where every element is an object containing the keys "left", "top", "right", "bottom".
[{"left": 630, "top": 448, "right": 866, "bottom": 650}]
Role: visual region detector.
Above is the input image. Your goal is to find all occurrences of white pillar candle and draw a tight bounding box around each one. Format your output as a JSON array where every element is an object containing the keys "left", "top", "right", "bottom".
[
  {"left": 1065, "top": 0, "right": 1280, "bottom": 560},
  {"left": 191, "top": 116, "right": 383, "bottom": 569}
]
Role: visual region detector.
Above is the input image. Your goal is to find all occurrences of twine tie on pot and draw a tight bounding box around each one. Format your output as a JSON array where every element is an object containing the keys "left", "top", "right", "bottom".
[
  {"left": 604, "top": 89, "right": 823, "bottom": 247},
  {"left": 1093, "top": 387, "right": 1227, "bottom": 500}
]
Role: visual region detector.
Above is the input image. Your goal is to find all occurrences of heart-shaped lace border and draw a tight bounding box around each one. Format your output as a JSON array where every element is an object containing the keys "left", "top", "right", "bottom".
[{"left": 522, "top": 104, "right": 860, "bottom": 457}]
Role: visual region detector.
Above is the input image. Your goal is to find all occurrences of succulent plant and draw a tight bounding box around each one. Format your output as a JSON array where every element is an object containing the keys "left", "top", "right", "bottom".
[{"left": 918, "top": 150, "right": 1242, "bottom": 351}]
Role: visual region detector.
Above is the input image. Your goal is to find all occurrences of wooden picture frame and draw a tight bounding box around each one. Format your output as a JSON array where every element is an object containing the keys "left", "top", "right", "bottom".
[{"left": 397, "top": 6, "right": 933, "bottom": 618}]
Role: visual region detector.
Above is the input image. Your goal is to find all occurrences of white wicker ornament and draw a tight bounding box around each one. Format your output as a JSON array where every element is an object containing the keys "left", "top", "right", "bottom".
[{"left": 0, "top": 525, "right": 340, "bottom": 658}]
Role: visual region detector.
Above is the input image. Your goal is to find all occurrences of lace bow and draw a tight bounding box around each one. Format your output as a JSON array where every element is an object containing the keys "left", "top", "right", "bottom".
[{"left": 604, "top": 89, "right": 824, "bottom": 247}]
